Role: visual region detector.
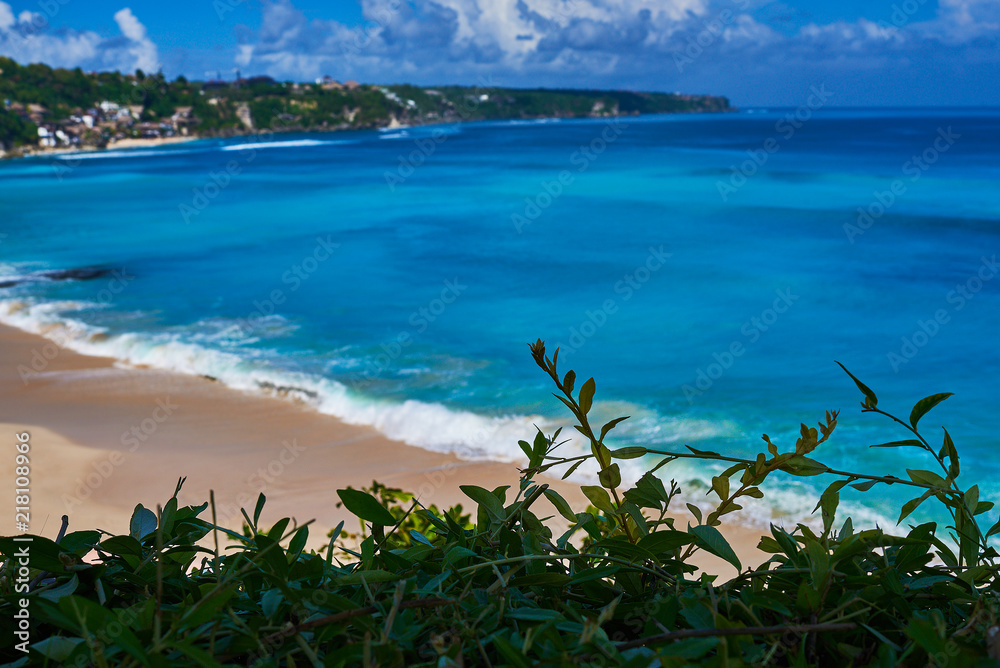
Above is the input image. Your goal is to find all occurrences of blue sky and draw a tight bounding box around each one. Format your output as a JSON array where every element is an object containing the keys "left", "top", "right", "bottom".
[{"left": 0, "top": 0, "right": 996, "bottom": 106}]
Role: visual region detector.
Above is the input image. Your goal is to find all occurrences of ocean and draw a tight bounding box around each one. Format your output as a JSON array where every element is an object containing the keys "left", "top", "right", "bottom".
[{"left": 2, "top": 108, "right": 998, "bottom": 534}]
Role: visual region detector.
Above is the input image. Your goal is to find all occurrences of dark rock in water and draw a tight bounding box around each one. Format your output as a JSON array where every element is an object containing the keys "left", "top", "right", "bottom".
[
  {"left": 39, "top": 267, "right": 114, "bottom": 281},
  {"left": 256, "top": 380, "right": 319, "bottom": 401},
  {"left": 0, "top": 266, "right": 116, "bottom": 288}
]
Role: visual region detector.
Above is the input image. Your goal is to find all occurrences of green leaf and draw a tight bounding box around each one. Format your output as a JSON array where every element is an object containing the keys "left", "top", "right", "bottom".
[
  {"left": 598, "top": 463, "right": 622, "bottom": 489},
  {"left": 600, "top": 416, "right": 630, "bottom": 441},
  {"left": 638, "top": 530, "right": 694, "bottom": 555},
  {"left": 909, "top": 392, "right": 953, "bottom": 429},
  {"left": 906, "top": 469, "right": 947, "bottom": 488},
  {"left": 850, "top": 480, "right": 879, "bottom": 492},
  {"left": 335, "top": 569, "right": 403, "bottom": 586},
  {"left": 460, "top": 485, "right": 506, "bottom": 521},
  {"left": 58, "top": 530, "right": 100, "bottom": 557},
  {"left": 542, "top": 489, "right": 578, "bottom": 523},
  {"left": 711, "top": 475, "right": 729, "bottom": 500},
  {"left": 253, "top": 493, "right": 266, "bottom": 527},
  {"left": 180, "top": 586, "right": 238, "bottom": 629},
  {"left": 686, "top": 503, "right": 703, "bottom": 524},
  {"left": 336, "top": 488, "right": 397, "bottom": 526},
  {"left": 518, "top": 440, "right": 533, "bottom": 462},
  {"left": 581, "top": 485, "right": 615, "bottom": 515},
  {"left": 610, "top": 446, "right": 646, "bottom": 459},
  {"left": 778, "top": 456, "right": 829, "bottom": 476},
  {"left": 986, "top": 519, "right": 1000, "bottom": 539},
  {"left": 562, "top": 370, "right": 576, "bottom": 394},
  {"left": 36, "top": 574, "right": 79, "bottom": 603},
  {"left": 835, "top": 361, "right": 878, "bottom": 408},
  {"left": 99, "top": 535, "right": 143, "bottom": 557},
  {"left": 30, "top": 637, "right": 85, "bottom": 662},
  {"left": 690, "top": 524, "right": 741, "bottom": 572},
  {"left": 507, "top": 607, "right": 565, "bottom": 621},
  {"left": 870, "top": 439, "right": 924, "bottom": 449},
  {"left": 686, "top": 445, "right": 721, "bottom": 457},
  {"left": 129, "top": 505, "right": 157, "bottom": 541},
  {"left": 579, "top": 377, "right": 596, "bottom": 415},
  {"left": 898, "top": 490, "right": 934, "bottom": 524},
  {"left": 942, "top": 428, "right": 959, "bottom": 479}
]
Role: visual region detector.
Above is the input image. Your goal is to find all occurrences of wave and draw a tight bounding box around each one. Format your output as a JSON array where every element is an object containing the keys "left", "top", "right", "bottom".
[
  {"left": 0, "top": 297, "right": 904, "bottom": 532},
  {"left": 56, "top": 148, "right": 208, "bottom": 161},
  {"left": 221, "top": 139, "right": 355, "bottom": 151}
]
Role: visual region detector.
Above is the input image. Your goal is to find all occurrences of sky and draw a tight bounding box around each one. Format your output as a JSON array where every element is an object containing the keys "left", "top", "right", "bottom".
[{"left": 0, "top": 0, "right": 996, "bottom": 106}]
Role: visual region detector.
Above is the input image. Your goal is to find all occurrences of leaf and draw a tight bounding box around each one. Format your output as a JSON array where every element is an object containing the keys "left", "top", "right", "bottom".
[
  {"left": 778, "top": 456, "right": 829, "bottom": 476},
  {"left": 638, "top": 530, "right": 694, "bottom": 555},
  {"left": 850, "top": 480, "right": 879, "bottom": 492},
  {"left": 335, "top": 569, "right": 403, "bottom": 586},
  {"left": 336, "top": 488, "right": 397, "bottom": 526},
  {"left": 906, "top": 469, "right": 947, "bottom": 488},
  {"left": 610, "top": 446, "right": 646, "bottom": 459},
  {"left": 581, "top": 485, "right": 615, "bottom": 515},
  {"left": 690, "top": 524, "right": 741, "bottom": 572},
  {"left": 711, "top": 475, "right": 729, "bottom": 500},
  {"left": 507, "top": 607, "right": 564, "bottom": 621},
  {"left": 518, "top": 440, "right": 533, "bottom": 462},
  {"left": 870, "top": 439, "right": 924, "bottom": 449},
  {"left": 129, "top": 505, "right": 157, "bottom": 541},
  {"left": 986, "top": 519, "right": 1000, "bottom": 539},
  {"left": 543, "top": 489, "right": 578, "bottom": 523},
  {"left": 686, "top": 445, "right": 721, "bottom": 457},
  {"left": 600, "top": 416, "right": 630, "bottom": 441},
  {"left": 686, "top": 503, "right": 703, "bottom": 524},
  {"left": 898, "top": 490, "right": 934, "bottom": 524},
  {"left": 253, "top": 493, "right": 266, "bottom": 526},
  {"left": 30, "top": 637, "right": 85, "bottom": 662},
  {"left": 910, "top": 392, "right": 953, "bottom": 429},
  {"left": 942, "top": 428, "right": 959, "bottom": 479},
  {"left": 835, "top": 361, "right": 878, "bottom": 408},
  {"left": 460, "top": 485, "right": 506, "bottom": 521},
  {"left": 562, "top": 370, "right": 576, "bottom": 394},
  {"left": 578, "top": 377, "right": 596, "bottom": 415},
  {"left": 598, "top": 463, "right": 622, "bottom": 489},
  {"left": 36, "top": 574, "right": 79, "bottom": 603}
]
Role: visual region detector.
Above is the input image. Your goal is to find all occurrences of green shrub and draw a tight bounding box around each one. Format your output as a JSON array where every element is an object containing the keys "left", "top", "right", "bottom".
[{"left": 1, "top": 340, "right": 999, "bottom": 666}]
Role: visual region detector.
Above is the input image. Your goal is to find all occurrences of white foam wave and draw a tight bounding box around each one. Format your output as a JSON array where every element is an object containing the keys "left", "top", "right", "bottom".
[
  {"left": 57, "top": 148, "right": 206, "bottom": 161},
  {"left": 221, "top": 139, "right": 353, "bottom": 151},
  {"left": 0, "top": 297, "right": 906, "bottom": 532}
]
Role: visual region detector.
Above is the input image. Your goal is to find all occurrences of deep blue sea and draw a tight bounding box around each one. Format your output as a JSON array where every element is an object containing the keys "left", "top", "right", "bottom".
[{"left": 2, "top": 109, "right": 998, "bottom": 533}]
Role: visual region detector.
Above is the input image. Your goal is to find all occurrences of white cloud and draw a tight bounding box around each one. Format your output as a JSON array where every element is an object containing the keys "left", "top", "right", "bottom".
[
  {"left": 0, "top": 4, "right": 160, "bottom": 75},
  {"left": 0, "top": 3, "right": 15, "bottom": 32},
  {"left": 113, "top": 8, "right": 159, "bottom": 73}
]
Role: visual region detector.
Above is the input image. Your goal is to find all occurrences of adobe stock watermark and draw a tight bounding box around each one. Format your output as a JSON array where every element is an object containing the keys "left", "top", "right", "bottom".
[
  {"left": 16, "top": 269, "right": 135, "bottom": 385},
  {"left": 716, "top": 85, "right": 834, "bottom": 202},
  {"left": 62, "top": 397, "right": 179, "bottom": 512},
  {"left": 351, "top": 278, "right": 468, "bottom": 387},
  {"left": 210, "top": 439, "right": 308, "bottom": 528},
  {"left": 682, "top": 288, "right": 799, "bottom": 402},
  {"left": 844, "top": 127, "right": 960, "bottom": 243},
  {"left": 384, "top": 75, "right": 498, "bottom": 191},
  {"left": 555, "top": 246, "right": 672, "bottom": 356},
  {"left": 887, "top": 255, "right": 997, "bottom": 372},
  {"left": 512, "top": 117, "right": 628, "bottom": 233},
  {"left": 220, "top": 235, "right": 339, "bottom": 341},
  {"left": 674, "top": 0, "right": 752, "bottom": 73}
]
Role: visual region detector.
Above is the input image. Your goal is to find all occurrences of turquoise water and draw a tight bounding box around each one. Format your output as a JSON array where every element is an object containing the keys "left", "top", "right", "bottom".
[{"left": 2, "top": 109, "right": 998, "bottom": 531}]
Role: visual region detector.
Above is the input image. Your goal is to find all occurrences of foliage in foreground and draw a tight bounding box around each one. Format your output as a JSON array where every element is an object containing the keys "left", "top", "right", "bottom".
[{"left": 2, "top": 340, "right": 1000, "bottom": 666}]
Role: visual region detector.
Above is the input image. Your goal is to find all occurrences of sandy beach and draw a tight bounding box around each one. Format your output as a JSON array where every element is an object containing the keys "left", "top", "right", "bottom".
[{"left": 0, "top": 323, "right": 767, "bottom": 576}]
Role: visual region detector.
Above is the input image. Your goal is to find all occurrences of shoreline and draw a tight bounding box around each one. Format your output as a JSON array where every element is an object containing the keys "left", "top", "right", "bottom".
[
  {"left": 1, "top": 108, "right": 738, "bottom": 162},
  {"left": 0, "top": 322, "right": 767, "bottom": 576}
]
